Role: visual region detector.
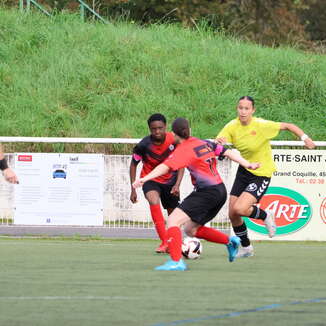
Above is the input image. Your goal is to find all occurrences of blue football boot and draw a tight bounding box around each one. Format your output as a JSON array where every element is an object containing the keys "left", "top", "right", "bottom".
[
  {"left": 226, "top": 236, "right": 240, "bottom": 262},
  {"left": 155, "top": 259, "right": 188, "bottom": 271}
]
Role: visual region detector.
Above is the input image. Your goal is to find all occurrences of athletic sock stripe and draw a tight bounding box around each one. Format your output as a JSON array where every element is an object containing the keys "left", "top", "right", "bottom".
[{"left": 235, "top": 231, "right": 248, "bottom": 236}]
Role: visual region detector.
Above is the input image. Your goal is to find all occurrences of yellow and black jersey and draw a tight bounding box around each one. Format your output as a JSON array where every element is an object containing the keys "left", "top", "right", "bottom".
[{"left": 217, "top": 117, "right": 281, "bottom": 177}]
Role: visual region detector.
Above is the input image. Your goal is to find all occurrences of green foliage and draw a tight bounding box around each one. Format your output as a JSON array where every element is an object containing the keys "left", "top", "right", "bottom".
[
  {"left": 299, "top": 0, "right": 326, "bottom": 42},
  {"left": 0, "top": 8, "right": 325, "bottom": 154},
  {"left": 69, "top": 0, "right": 326, "bottom": 49},
  {"left": 6, "top": 0, "right": 325, "bottom": 47}
]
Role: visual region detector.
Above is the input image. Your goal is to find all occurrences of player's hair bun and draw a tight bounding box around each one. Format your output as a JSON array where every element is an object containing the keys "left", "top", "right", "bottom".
[{"left": 172, "top": 118, "right": 190, "bottom": 139}]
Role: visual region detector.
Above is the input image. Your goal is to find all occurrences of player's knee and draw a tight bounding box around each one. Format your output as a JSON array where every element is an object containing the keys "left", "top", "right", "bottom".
[
  {"left": 147, "top": 198, "right": 160, "bottom": 205},
  {"left": 232, "top": 203, "right": 248, "bottom": 217},
  {"left": 184, "top": 225, "right": 197, "bottom": 237}
]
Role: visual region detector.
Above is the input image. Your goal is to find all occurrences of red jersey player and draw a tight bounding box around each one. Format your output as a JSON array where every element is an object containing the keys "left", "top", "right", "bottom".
[
  {"left": 129, "top": 114, "right": 184, "bottom": 253},
  {"left": 133, "top": 117, "right": 260, "bottom": 271}
]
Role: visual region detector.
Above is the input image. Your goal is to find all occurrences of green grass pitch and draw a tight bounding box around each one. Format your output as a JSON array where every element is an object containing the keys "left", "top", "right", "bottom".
[{"left": 0, "top": 238, "right": 325, "bottom": 326}]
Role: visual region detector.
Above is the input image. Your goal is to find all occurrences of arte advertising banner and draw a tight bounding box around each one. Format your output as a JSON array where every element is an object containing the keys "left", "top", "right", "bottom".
[
  {"left": 244, "top": 150, "right": 326, "bottom": 241},
  {"left": 14, "top": 153, "right": 104, "bottom": 226}
]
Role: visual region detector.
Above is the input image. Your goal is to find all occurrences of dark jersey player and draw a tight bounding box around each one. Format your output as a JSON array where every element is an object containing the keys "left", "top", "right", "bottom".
[
  {"left": 133, "top": 118, "right": 260, "bottom": 271},
  {"left": 129, "top": 114, "right": 184, "bottom": 253}
]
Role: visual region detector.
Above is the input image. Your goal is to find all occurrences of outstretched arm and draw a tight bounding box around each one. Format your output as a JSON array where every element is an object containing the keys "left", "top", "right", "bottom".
[
  {"left": 133, "top": 164, "right": 170, "bottom": 188},
  {"left": 214, "top": 137, "right": 227, "bottom": 145},
  {"left": 223, "top": 149, "right": 260, "bottom": 170},
  {"left": 280, "top": 123, "right": 315, "bottom": 149}
]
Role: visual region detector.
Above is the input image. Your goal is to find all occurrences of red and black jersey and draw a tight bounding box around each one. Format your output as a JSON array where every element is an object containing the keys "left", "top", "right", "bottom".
[
  {"left": 132, "top": 132, "right": 177, "bottom": 185},
  {"left": 164, "top": 137, "right": 227, "bottom": 189}
]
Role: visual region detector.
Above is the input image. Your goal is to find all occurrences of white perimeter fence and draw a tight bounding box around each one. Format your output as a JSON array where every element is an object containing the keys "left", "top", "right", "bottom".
[{"left": 0, "top": 137, "right": 325, "bottom": 237}]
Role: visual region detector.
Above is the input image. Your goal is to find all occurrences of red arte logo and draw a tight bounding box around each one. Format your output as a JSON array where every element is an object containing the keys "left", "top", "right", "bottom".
[
  {"left": 321, "top": 197, "right": 326, "bottom": 224},
  {"left": 244, "top": 187, "right": 312, "bottom": 236},
  {"left": 18, "top": 155, "right": 32, "bottom": 162}
]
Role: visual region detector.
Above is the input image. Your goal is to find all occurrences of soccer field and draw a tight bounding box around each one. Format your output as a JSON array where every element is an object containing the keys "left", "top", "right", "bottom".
[{"left": 0, "top": 238, "right": 325, "bottom": 326}]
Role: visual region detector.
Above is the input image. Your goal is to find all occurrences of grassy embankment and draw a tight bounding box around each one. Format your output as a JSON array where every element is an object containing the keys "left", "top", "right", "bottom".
[{"left": 0, "top": 8, "right": 325, "bottom": 153}]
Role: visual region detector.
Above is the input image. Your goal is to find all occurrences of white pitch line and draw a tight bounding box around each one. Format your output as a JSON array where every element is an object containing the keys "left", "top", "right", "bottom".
[
  {"left": 0, "top": 242, "right": 113, "bottom": 246},
  {"left": 0, "top": 296, "right": 132, "bottom": 300}
]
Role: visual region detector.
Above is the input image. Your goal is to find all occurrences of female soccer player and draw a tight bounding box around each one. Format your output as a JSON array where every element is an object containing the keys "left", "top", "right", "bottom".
[
  {"left": 130, "top": 113, "right": 184, "bottom": 253},
  {"left": 133, "top": 117, "right": 260, "bottom": 271},
  {"left": 215, "top": 96, "right": 316, "bottom": 258}
]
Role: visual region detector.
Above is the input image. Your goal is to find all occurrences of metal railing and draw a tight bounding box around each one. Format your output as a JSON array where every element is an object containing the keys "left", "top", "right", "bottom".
[
  {"left": 1, "top": 136, "right": 325, "bottom": 147},
  {"left": 19, "top": 0, "right": 51, "bottom": 16},
  {"left": 78, "top": 0, "right": 107, "bottom": 23},
  {"left": 18, "top": 0, "right": 107, "bottom": 23}
]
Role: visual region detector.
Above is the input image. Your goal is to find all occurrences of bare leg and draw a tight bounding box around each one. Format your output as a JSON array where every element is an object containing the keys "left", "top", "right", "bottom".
[{"left": 229, "top": 193, "right": 257, "bottom": 249}]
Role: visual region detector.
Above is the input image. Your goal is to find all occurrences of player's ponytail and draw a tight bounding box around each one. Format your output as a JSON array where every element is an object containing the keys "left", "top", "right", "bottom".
[{"left": 172, "top": 118, "right": 190, "bottom": 139}]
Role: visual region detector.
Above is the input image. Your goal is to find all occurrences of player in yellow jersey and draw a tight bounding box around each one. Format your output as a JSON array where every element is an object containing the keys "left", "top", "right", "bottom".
[{"left": 215, "top": 96, "right": 315, "bottom": 258}]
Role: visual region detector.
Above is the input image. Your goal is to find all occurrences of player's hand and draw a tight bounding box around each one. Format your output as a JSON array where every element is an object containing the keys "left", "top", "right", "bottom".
[
  {"left": 130, "top": 189, "right": 138, "bottom": 203},
  {"left": 3, "top": 168, "right": 19, "bottom": 184},
  {"left": 247, "top": 163, "right": 260, "bottom": 170},
  {"left": 214, "top": 137, "right": 227, "bottom": 145},
  {"left": 132, "top": 178, "right": 144, "bottom": 189},
  {"left": 170, "top": 185, "right": 180, "bottom": 196},
  {"left": 304, "top": 138, "right": 316, "bottom": 149}
]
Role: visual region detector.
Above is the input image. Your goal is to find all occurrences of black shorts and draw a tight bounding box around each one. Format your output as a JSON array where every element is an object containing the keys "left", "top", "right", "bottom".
[
  {"left": 142, "top": 180, "right": 180, "bottom": 209},
  {"left": 230, "top": 166, "right": 271, "bottom": 202},
  {"left": 178, "top": 183, "right": 227, "bottom": 225}
]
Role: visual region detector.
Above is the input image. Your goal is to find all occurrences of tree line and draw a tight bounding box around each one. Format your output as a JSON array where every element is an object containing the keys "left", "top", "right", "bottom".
[{"left": 3, "top": 0, "right": 326, "bottom": 51}]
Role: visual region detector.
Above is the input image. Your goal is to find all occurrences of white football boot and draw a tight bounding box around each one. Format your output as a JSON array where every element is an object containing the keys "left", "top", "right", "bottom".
[
  {"left": 264, "top": 210, "right": 276, "bottom": 238},
  {"left": 236, "top": 244, "right": 254, "bottom": 258}
]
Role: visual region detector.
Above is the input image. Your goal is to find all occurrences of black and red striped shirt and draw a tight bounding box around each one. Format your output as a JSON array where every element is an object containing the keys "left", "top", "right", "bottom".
[{"left": 132, "top": 132, "right": 177, "bottom": 185}]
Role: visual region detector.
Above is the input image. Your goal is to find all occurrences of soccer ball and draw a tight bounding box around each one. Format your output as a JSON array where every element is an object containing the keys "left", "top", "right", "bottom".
[{"left": 182, "top": 237, "right": 202, "bottom": 259}]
